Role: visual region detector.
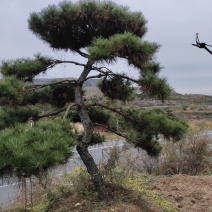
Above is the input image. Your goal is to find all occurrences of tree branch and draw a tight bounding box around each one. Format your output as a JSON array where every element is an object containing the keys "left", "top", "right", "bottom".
[
  {"left": 192, "top": 43, "right": 212, "bottom": 55},
  {"left": 52, "top": 59, "right": 87, "bottom": 67},
  {"left": 24, "top": 79, "right": 76, "bottom": 92},
  {"left": 75, "top": 50, "right": 89, "bottom": 58},
  {"left": 89, "top": 66, "right": 140, "bottom": 84},
  {"left": 63, "top": 103, "right": 77, "bottom": 121},
  {"left": 93, "top": 123, "right": 127, "bottom": 138},
  {"left": 89, "top": 103, "right": 139, "bottom": 124},
  {"left": 37, "top": 107, "right": 68, "bottom": 119},
  {"left": 192, "top": 33, "right": 212, "bottom": 55},
  {"left": 92, "top": 66, "right": 113, "bottom": 74},
  {"left": 93, "top": 123, "right": 144, "bottom": 148},
  {"left": 82, "top": 74, "right": 106, "bottom": 84}
]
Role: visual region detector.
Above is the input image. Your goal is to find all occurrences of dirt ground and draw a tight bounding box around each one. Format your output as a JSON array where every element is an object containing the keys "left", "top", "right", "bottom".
[{"left": 153, "top": 174, "right": 212, "bottom": 212}]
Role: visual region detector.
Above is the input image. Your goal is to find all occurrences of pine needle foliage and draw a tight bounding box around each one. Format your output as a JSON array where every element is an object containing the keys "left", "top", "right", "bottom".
[
  {"left": 88, "top": 32, "right": 159, "bottom": 69},
  {"left": 122, "top": 108, "right": 188, "bottom": 155},
  {"left": 49, "top": 83, "right": 75, "bottom": 107},
  {"left": 139, "top": 72, "right": 171, "bottom": 101},
  {"left": 0, "top": 76, "right": 24, "bottom": 105},
  {"left": 28, "top": 1, "right": 147, "bottom": 50},
  {"left": 1, "top": 54, "right": 53, "bottom": 81},
  {"left": 22, "top": 87, "right": 51, "bottom": 105},
  {"left": 68, "top": 106, "right": 110, "bottom": 125},
  {"left": 0, "top": 119, "right": 76, "bottom": 178},
  {"left": 98, "top": 75, "right": 134, "bottom": 101},
  {"left": 0, "top": 105, "right": 39, "bottom": 130},
  {"left": 22, "top": 82, "right": 75, "bottom": 107}
]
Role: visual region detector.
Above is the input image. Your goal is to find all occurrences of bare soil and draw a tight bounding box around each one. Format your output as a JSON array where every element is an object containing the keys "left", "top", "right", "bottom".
[{"left": 153, "top": 174, "right": 212, "bottom": 212}]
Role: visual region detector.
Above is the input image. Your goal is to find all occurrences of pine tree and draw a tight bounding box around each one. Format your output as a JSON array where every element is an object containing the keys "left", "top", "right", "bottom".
[{"left": 0, "top": 1, "right": 187, "bottom": 198}]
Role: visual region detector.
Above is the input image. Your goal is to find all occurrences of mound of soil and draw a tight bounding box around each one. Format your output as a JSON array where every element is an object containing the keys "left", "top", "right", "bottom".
[{"left": 153, "top": 175, "right": 212, "bottom": 212}]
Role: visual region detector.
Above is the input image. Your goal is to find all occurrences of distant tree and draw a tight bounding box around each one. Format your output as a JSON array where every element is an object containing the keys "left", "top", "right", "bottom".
[
  {"left": 192, "top": 33, "right": 212, "bottom": 55},
  {"left": 0, "top": 0, "right": 187, "bottom": 198}
]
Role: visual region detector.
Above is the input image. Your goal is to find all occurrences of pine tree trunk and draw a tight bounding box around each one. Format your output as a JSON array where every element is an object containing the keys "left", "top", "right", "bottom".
[
  {"left": 76, "top": 144, "right": 110, "bottom": 198},
  {"left": 74, "top": 62, "right": 110, "bottom": 198}
]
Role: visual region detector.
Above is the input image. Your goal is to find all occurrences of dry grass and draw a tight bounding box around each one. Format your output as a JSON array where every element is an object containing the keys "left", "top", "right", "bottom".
[
  {"left": 5, "top": 150, "right": 176, "bottom": 212},
  {"left": 188, "top": 119, "right": 212, "bottom": 131},
  {"left": 4, "top": 119, "right": 212, "bottom": 211}
]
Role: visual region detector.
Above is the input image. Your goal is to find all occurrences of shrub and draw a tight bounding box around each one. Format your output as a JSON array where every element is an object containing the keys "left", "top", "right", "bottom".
[{"left": 154, "top": 131, "right": 211, "bottom": 175}]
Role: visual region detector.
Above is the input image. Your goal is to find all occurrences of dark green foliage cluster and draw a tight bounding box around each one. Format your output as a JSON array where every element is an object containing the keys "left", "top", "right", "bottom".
[
  {"left": 0, "top": 119, "right": 76, "bottom": 178},
  {"left": 98, "top": 75, "right": 134, "bottom": 101},
  {"left": 141, "top": 62, "right": 161, "bottom": 75},
  {"left": 122, "top": 108, "right": 188, "bottom": 155},
  {"left": 0, "top": 105, "right": 39, "bottom": 130},
  {"left": 0, "top": 77, "right": 75, "bottom": 129},
  {"left": 88, "top": 106, "right": 110, "bottom": 124},
  {"left": 88, "top": 32, "right": 159, "bottom": 69},
  {"left": 22, "top": 83, "right": 75, "bottom": 107},
  {"left": 90, "top": 133, "right": 105, "bottom": 145},
  {"left": 22, "top": 87, "right": 51, "bottom": 105},
  {"left": 139, "top": 72, "right": 171, "bottom": 101},
  {"left": 49, "top": 83, "right": 75, "bottom": 107},
  {"left": 2, "top": 80, "right": 74, "bottom": 108},
  {"left": 78, "top": 132, "right": 105, "bottom": 146},
  {"left": 69, "top": 106, "right": 110, "bottom": 125},
  {"left": 0, "top": 76, "right": 24, "bottom": 105},
  {"left": 1, "top": 55, "right": 53, "bottom": 81},
  {"left": 28, "top": 1, "right": 147, "bottom": 50}
]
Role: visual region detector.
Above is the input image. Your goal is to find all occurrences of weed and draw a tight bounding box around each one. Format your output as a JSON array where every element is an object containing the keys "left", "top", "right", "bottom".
[
  {"left": 207, "top": 170, "right": 212, "bottom": 175},
  {"left": 45, "top": 185, "right": 73, "bottom": 211}
]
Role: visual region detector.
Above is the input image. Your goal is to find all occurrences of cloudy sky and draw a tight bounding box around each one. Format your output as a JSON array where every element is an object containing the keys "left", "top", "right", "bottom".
[{"left": 1, "top": 0, "right": 212, "bottom": 95}]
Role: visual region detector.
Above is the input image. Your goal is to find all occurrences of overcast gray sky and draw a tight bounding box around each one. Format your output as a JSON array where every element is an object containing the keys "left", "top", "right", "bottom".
[{"left": 1, "top": 0, "right": 212, "bottom": 95}]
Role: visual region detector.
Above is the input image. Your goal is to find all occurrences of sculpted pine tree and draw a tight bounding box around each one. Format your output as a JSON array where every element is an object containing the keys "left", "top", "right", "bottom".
[{"left": 0, "top": 1, "right": 187, "bottom": 198}]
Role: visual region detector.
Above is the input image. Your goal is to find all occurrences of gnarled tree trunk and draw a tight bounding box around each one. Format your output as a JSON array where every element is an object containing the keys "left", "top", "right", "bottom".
[{"left": 74, "top": 62, "right": 110, "bottom": 198}]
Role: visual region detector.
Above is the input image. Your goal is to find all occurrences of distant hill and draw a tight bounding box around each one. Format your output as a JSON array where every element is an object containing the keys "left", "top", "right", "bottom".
[{"left": 83, "top": 78, "right": 101, "bottom": 87}]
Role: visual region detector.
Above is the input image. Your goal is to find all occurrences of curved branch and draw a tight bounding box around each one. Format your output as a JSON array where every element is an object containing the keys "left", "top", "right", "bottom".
[
  {"left": 93, "top": 123, "right": 143, "bottom": 148},
  {"left": 93, "top": 123, "right": 127, "bottom": 138},
  {"left": 108, "top": 73, "right": 139, "bottom": 84},
  {"left": 82, "top": 74, "right": 106, "bottom": 84},
  {"left": 89, "top": 66, "right": 140, "bottom": 84},
  {"left": 192, "top": 33, "right": 212, "bottom": 55},
  {"left": 76, "top": 50, "right": 89, "bottom": 58},
  {"left": 89, "top": 103, "right": 140, "bottom": 124},
  {"left": 92, "top": 66, "right": 113, "bottom": 74},
  {"left": 37, "top": 107, "right": 67, "bottom": 119},
  {"left": 63, "top": 103, "right": 77, "bottom": 121}
]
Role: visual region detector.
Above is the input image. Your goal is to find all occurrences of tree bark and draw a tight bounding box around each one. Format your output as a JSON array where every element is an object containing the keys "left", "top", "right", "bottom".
[
  {"left": 76, "top": 144, "right": 110, "bottom": 198},
  {"left": 74, "top": 61, "right": 110, "bottom": 198}
]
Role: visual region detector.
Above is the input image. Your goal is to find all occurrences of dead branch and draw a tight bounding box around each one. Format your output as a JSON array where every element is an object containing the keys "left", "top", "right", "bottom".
[{"left": 192, "top": 33, "right": 212, "bottom": 55}]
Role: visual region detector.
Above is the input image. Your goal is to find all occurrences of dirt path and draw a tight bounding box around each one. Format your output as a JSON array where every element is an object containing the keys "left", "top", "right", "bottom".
[{"left": 153, "top": 175, "right": 212, "bottom": 212}]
